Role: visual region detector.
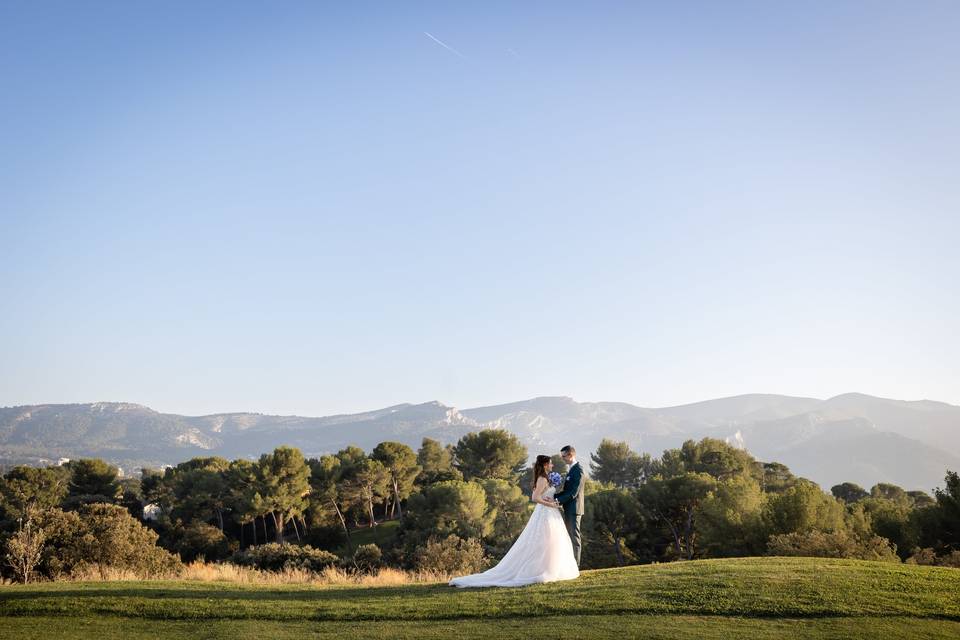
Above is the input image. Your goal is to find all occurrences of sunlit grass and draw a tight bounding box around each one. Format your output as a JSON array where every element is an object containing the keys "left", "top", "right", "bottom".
[{"left": 1, "top": 557, "right": 958, "bottom": 639}]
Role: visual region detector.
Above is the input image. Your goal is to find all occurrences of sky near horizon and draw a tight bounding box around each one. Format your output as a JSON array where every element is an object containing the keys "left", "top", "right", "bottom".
[{"left": 2, "top": 1, "right": 959, "bottom": 416}]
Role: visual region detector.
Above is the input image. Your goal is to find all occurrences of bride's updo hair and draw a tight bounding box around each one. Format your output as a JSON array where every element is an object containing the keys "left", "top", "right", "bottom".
[{"left": 532, "top": 454, "right": 551, "bottom": 486}]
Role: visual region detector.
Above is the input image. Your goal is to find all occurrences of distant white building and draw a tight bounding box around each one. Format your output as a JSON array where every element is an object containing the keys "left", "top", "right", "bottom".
[
  {"left": 56, "top": 457, "right": 71, "bottom": 466},
  {"left": 143, "top": 503, "right": 162, "bottom": 521}
]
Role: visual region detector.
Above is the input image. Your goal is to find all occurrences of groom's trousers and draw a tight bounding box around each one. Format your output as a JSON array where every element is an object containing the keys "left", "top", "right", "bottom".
[{"left": 564, "top": 508, "right": 582, "bottom": 566}]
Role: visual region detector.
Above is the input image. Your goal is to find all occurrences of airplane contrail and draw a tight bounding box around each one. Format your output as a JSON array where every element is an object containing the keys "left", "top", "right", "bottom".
[{"left": 423, "top": 31, "right": 465, "bottom": 59}]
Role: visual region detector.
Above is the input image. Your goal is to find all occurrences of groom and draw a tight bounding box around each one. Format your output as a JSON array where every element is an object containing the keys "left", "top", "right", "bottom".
[{"left": 552, "top": 444, "right": 584, "bottom": 566}]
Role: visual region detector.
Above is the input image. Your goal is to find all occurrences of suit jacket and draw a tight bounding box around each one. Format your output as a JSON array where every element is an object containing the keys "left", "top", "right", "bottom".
[{"left": 554, "top": 461, "right": 585, "bottom": 515}]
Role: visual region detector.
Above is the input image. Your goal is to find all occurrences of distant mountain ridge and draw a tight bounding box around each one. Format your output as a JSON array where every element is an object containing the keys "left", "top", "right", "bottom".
[{"left": 1, "top": 392, "right": 958, "bottom": 491}]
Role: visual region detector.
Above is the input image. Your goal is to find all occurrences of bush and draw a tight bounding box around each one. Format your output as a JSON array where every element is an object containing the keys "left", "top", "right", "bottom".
[
  {"left": 232, "top": 543, "right": 338, "bottom": 572},
  {"left": 3, "top": 520, "right": 45, "bottom": 583},
  {"left": 78, "top": 503, "right": 183, "bottom": 578},
  {"left": 353, "top": 543, "right": 382, "bottom": 573},
  {"left": 767, "top": 529, "right": 899, "bottom": 562},
  {"left": 28, "top": 505, "right": 182, "bottom": 579},
  {"left": 174, "top": 521, "right": 233, "bottom": 563},
  {"left": 907, "top": 547, "right": 960, "bottom": 568},
  {"left": 31, "top": 508, "right": 86, "bottom": 579},
  {"left": 941, "top": 550, "right": 960, "bottom": 568},
  {"left": 413, "top": 535, "right": 487, "bottom": 574}
]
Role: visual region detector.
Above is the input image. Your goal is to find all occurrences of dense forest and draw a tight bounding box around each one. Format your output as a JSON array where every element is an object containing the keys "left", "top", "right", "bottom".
[{"left": 2, "top": 430, "right": 959, "bottom": 583}]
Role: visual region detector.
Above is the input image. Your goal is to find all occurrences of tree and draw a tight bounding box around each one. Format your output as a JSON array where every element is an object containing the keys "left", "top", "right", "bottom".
[
  {"left": 586, "top": 489, "right": 642, "bottom": 566},
  {"left": 172, "top": 521, "right": 231, "bottom": 562},
  {"left": 907, "top": 490, "right": 935, "bottom": 509},
  {"left": 416, "top": 438, "right": 462, "bottom": 485},
  {"left": 64, "top": 459, "right": 122, "bottom": 507},
  {"left": 75, "top": 503, "right": 182, "bottom": 579},
  {"left": 654, "top": 448, "right": 687, "bottom": 479},
  {"left": 697, "top": 474, "right": 768, "bottom": 557},
  {"left": 831, "top": 482, "right": 868, "bottom": 503},
  {"left": 342, "top": 458, "right": 391, "bottom": 528},
  {"left": 403, "top": 480, "right": 493, "bottom": 545},
  {"left": 225, "top": 459, "right": 261, "bottom": 547},
  {"left": 764, "top": 479, "right": 846, "bottom": 536},
  {"left": 308, "top": 455, "right": 354, "bottom": 553},
  {"left": 119, "top": 477, "right": 144, "bottom": 520},
  {"left": 479, "top": 478, "right": 531, "bottom": 557},
  {"left": 371, "top": 442, "right": 421, "bottom": 520},
  {"left": 453, "top": 430, "right": 527, "bottom": 481},
  {"left": 0, "top": 466, "right": 69, "bottom": 520},
  {"left": 637, "top": 472, "right": 716, "bottom": 559},
  {"left": 679, "top": 438, "right": 761, "bottom": 483},
  {"left": 4, "top": 517, "right": 45, "bottom": 583},
  {"left": 329, "top": 445, "right": 370, "bottom": 530},
  {"left": 336, "top": 446, "right": 368, "bottom": 473},
  {"left": 169, "top": 457, "right": 231, "bottom": 530},
  {"left": 761, "top": 462, "right": 797, "bottom": 493},
  {"left": 859, "top": 494, "right": 917, "bottom": 558},
  {"left": 550, "top": 454, "right": 569, "bottom": 476},
  {"left": 870, "top": 483, "right": 910, "bottom": 505},
  {"left": 141, "top": 467, "right": 175, "bottom": 521},
  {"left": 589, "top": 439, "right": 652, "bottom": 488},
  {"left": 30, "top": 507, "right": 86, "bottom": 579},
  {"left": 257, "top": 447, "right": 311, "bottom": 543},
  {"left": 926, "top": 470, "right": 960, "bottom": 552}
]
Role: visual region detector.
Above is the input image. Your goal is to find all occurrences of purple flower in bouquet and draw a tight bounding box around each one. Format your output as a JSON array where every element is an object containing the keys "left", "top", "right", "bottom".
[{"left": 547, "top": 471, "right": 563, "bottom": 488}]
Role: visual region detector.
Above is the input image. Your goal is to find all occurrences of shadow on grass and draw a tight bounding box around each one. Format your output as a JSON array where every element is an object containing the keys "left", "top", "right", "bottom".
[
  {"left": 0, "top": 583, "right": 452, "bottom": 603},
  {"left": 3, "top": 586, "right": 960, "bottom": 624}
]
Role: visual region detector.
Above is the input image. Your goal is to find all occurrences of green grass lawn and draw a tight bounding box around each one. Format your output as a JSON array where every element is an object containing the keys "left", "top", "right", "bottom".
[
  {"left": 2, "top": 557, "right": 958, "bottom": 639},
  {"left": 336, "top": 519, "right": 401, "bottom": 554}
]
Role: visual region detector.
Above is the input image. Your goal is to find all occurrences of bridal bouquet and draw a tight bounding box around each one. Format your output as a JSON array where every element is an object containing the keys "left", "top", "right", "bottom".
[{"left": 547, "top": 471, "right": 563, "bottom": 488}]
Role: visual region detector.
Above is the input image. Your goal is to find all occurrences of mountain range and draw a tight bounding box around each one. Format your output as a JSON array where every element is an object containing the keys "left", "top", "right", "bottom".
[{"left": 1, "top": 392, "right": 957, "bottom": 492}]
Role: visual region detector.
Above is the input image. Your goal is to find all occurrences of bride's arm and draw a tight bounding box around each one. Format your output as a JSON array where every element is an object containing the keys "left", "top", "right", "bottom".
[{"left": 531, "top": 477, "right": 560, "bottom": 507}]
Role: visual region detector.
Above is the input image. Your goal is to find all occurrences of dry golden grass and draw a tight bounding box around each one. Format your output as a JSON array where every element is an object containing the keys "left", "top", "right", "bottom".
[{"left": 53, "top": 562, "right": 452, "bottom": 586}]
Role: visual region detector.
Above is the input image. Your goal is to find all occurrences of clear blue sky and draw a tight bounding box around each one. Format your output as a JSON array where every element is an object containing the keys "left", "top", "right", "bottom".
[{"left": 2, "top": 1, "right": 958, "bottom": 416}]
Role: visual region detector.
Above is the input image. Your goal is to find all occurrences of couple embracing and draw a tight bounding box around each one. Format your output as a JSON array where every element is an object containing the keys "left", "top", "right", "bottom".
[{"left": 449, "top": 445, "right": 584, "bottom": 588}]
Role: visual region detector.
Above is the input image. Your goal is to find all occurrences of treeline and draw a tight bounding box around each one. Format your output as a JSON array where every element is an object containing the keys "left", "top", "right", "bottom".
[
  {"left": 1, "top": 431, "right": 958, "bottom": 583},
  {"left": 585, "top": 439, "right": 959, "bottom": 568}
]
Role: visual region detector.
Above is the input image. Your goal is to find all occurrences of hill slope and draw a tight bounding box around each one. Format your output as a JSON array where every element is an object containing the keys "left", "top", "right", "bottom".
[{"left": 0, "top": 557, "right": 958, "bottom": 639}]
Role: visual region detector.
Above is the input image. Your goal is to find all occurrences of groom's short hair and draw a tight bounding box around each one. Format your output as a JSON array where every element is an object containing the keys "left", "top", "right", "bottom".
[{"left": 561, "top": 445, "right": 576, "bottom": 455}]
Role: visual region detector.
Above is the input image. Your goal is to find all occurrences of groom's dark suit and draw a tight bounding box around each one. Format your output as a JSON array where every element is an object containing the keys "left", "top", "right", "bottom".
[{"left": 553, "top": 461, "right": 585, "bottom": 566}]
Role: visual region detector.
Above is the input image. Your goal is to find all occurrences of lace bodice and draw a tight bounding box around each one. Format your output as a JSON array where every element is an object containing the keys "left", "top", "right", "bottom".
[{"left": 543, "top": 486, "right": 557, "bottom": 499}]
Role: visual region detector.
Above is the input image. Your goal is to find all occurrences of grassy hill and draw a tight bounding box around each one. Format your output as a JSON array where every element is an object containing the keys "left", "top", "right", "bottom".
[{"left": 1, "top": 557, "right": 958, "bottom": 639}]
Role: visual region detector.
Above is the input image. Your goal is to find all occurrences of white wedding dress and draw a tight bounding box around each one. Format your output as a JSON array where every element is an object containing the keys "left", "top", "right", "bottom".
[{"left": 449, "top": 486, "right": 580, "bottom": 587}]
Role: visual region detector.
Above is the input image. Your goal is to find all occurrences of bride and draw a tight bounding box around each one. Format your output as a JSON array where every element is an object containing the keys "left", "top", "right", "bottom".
[{"left": 449, "top": 455, "right": 580, "bottom": 587}]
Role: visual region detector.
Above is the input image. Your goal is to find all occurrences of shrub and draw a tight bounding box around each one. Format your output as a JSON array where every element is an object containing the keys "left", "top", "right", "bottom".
[
  {"left": 907, "top": 547, "right": 960, "bottom": 568},
  {"left": 906, "top": 547, "right": 939, "bottom": 566},
  {"left": 174, "top": 521, "right": 233, "bottom": 563},
  {"left": 31, "top": 507, "right": 86, "bottom": 579},
  {"left": 28, "top": 505, "right": 181, "bottom": 579},
  {"left": 353, "top": 543, "right": 382, "bottom": 573},
  {"left": 231, "top": 543, "right": 338, "bottom": 572},
  {"left": 941, "top": 550, "right": 960, "bottom": 568},
  {"left": 767, "top": 529, "right": 899, "bottom": 562},
  {"left": 3, "top": 520, "right": 45, "bottom": 583},
  {"left": 77, "top": 503, "right": 183, "bottom": 578},
  {"left": 413, "top": 535, "right": 487, "bottom": 574}
]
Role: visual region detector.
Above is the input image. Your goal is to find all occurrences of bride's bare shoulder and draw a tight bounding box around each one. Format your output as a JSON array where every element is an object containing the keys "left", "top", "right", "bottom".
[{"left": 535, "top": 475, "right": 548, "bottom": 489}]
